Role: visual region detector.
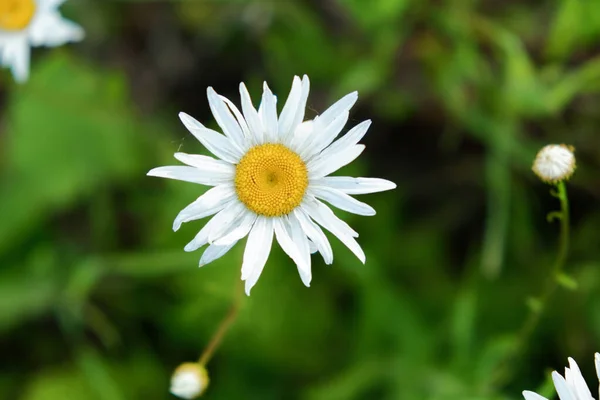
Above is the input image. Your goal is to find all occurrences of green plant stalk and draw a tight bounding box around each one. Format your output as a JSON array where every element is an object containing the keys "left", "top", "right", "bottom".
[
  {"left": 490, "top": 181, "right": 570, "bottom": 388},
  {"left": 198, "top": 280, "right": 244, "bottom": 366}
]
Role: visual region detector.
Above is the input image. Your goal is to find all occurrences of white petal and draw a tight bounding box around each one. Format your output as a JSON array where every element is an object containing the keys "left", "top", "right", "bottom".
[
  {"left": 207, "top": 202, "right": 248, "bottom": 244},
  {"left": 241, "top": 217, "right": 274, "bottom": 295},
  {"left": 289, "top": 120, "right": 314, "bottom": 152},
  {"left": 278, "top": 76, "right": 302, "bottom": 137},
  {"left": 173, "top": 185, "right": 236, "bottom": 231},
  {"left": 199, "top": 242, "right": 237, "bottom": 267},
  {"left": 273, "top": 219, "right": 301, "bottom": 269},
  {"left": 566, "top": 358, "right": 592, "bottom": 400},
  {"left": 184, "top": 220, "right": 214, "bottom": 252},
  {"left": 595, "top": 353, "right": 600, "bottom": 382},
  {"left": 184, "top": 201, "right": 240, "bottom": 252},
  {"left": 279, "top": 75, "right": 310, "bottom": 143},
  {"left": 312, "top": 176, "right": 396, "bottom": 195},
  {"left": 302, "top": 199, "right": 365, "bottom": 263},
  {"left": 213, "top": 211, "right": 257, "bottom": 246},
  {"left": 148, "top": 165, "right": 231, "bottom": 186},
  {"left": 174, "top": 153, "right": 234, "bottom": 175},
  {"left": 313, "top": 119, "right": 371, "bottom": 160},
  {"left": 313, "top": 91, "right": 358, "bottom": 132},
  {"left": 38, "top": 0, "right": 67, "bottom": 10},
  {"left": 293, "top": 208, "right": 333, "bottom": 264},
  {"left": 29, "top": 12, "right": 84, "bottom": 47},
  {"left": 309, "top": 186, "right": 376, "bottom": 216},
  {"left": 239, "top": 83, "right": 264, "bottom": 145},
  {"left": 1, "top": 36, "right": 30, "bottom": 83},
  {"left": 306, "top": 119, "right": 371, "bottom": 170},
  {"left": 218, "top": 94, "right": 251, "bottom": 141},
  {"left": 273, "top": 217, "right": 311, "bottom": 286},
  {"left": 308, "top": 145, "right": 365, "bottom": 179},
  {"left": 308, "top": 240, "right": 318, "bottom": 254},
  {"left": 184, "top": 205, "right": 238, "bottom": 252},
  {"left": 259, "top": 82, "right": 278, "bottom": 143},
  {"left": 552, "top": 371, "right": 576, "bottom": 400},
  {"left": 178, "top": 112, "right": 242, "bottom": 163},
  {"left": 207, "top": 87, "right": 248, "bottom": 151},
  {"left": 300, "top": 111, "right": 349, "bottom": 160},
  {"left": 522, "top": 391, "right": 548, "bottom": 400},
  {"left": 288, "top": 213, "right": 312, "bottom": 286},
  {"left": 301, "top": 198, "right": 358, "bottom": 237},
  {"left": 297, "top": 91, "right": 357, "bottom": 155}
]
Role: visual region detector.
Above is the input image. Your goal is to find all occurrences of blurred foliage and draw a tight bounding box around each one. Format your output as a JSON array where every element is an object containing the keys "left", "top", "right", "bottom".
[{"left": 1, "top": 0, "right": 600, "bottom": 399}]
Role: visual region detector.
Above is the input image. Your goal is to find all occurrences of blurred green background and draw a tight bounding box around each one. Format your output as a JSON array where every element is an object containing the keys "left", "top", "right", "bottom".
[{"left": 2, "top": 0, "right": 600, "bottom": 399}]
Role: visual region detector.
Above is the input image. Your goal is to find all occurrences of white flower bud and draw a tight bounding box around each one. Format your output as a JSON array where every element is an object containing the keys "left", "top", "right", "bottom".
[
  {"left": 532, "top": 144, "right": 576, "bottom": 183},
  {"left": 170, "top": 363, "right": 209, "bottom": 399}
]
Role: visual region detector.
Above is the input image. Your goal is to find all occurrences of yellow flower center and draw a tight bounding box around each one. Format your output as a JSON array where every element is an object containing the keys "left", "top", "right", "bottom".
[
  {"left": 235, "top": 143, "right": 308, "bottom": 217},
  {"left": 0, "top": 0, "right": 35, "bottom": 31}
]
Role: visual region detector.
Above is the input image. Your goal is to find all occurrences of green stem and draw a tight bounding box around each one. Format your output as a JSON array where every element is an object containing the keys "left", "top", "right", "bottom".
[
  {"left": 198, "top": 280, "right": 243, "bottom": 366},
  {"left": 489, "top": 181, "right": 570, "bottom": 388}
]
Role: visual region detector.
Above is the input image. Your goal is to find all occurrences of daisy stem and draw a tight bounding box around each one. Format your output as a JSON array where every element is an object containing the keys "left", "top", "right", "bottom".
[
  {"left": 491, "top": 181, "right": 570, "bottom": 388},
  {"left": 198, "top": 280, "right": 244, "bottom": 366}
]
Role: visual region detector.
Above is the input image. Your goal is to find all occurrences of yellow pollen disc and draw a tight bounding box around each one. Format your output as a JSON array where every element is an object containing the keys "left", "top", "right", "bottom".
[
  {"left": 235, "top": 143, "right": 308, "bottom": 217},
  {"left": 0, "top": 0, "right": 35, "bottom": 31}
]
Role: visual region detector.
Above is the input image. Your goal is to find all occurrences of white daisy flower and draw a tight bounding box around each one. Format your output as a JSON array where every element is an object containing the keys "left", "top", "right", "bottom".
[
  {"left": 170, "top": 362, "right": 209, "bottom": 399},
  {"left": 0, "top": 0, "right": 84, "bottom": 82},
  {"left": 523, "top": 353, "right": 600, "bottom": 400},
  {"left": 532, "top": 144, "right": 576, "bottom": 184},
  {"left": 148, "top": 75, "right": 396, "bottom": 295}
]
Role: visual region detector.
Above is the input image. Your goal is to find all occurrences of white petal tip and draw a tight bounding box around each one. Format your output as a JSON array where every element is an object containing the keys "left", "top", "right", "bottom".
[
  {"left": 178, "top": 112, "right": 195, "bottom": 125},
  {"left": 522, "top": 391, "right": 547, "bottom": 400}
]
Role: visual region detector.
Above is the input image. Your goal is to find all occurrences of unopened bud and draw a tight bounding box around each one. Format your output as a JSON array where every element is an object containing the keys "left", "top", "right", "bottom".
[
  {"left": 532, "top": 144, "right": 576, "bottom": 183},
  {"left": 170, "top": 362, "right": 209, "bottom": 399}
]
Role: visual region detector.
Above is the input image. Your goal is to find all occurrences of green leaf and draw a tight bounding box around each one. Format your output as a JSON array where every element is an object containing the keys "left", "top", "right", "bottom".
[{"left": 547, "top": 0, "right": 600, "bottom": 59}]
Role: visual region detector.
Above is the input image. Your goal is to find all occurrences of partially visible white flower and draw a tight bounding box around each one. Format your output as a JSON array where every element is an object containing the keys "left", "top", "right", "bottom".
[
  {"left": 532, "top": 144, "right": 576, "bottom": 184},
  {"left": 523, "top": 353, "right": 600, "bottom": 400},
  {"left": 0, "top": 0, "right": 84, "bottom": 82},
  {"left": 170, "top": 363, "right": 209, "bottom": 399}
]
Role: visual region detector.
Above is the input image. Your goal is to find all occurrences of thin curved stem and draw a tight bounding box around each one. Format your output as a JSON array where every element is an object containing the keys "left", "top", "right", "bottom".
[
  {"left": 198, "top": 280, "right": 244, "bottom": 366},
  {"left": 490, "top": 181, "right": 570, "bottom": 388}
]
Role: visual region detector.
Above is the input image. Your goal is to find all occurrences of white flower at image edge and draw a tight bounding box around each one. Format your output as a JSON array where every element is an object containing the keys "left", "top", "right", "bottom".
[
  {"left": 523, "top": 353, "right": 600, "bottom": 400},
  {"left": 0, "top": 0, "right": 84, "bottom": 82},
  {"left": 148, "top": 75, "right": 396, "bottom": 295}
]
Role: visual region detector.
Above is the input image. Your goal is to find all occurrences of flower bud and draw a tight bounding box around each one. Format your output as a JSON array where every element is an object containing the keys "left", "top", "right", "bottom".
[
  {"left": 532, "top": 144, "right": 576, "bottom": 183},
  {"left": 170, "top": 362, "right": 209, "bottom": 399}
]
